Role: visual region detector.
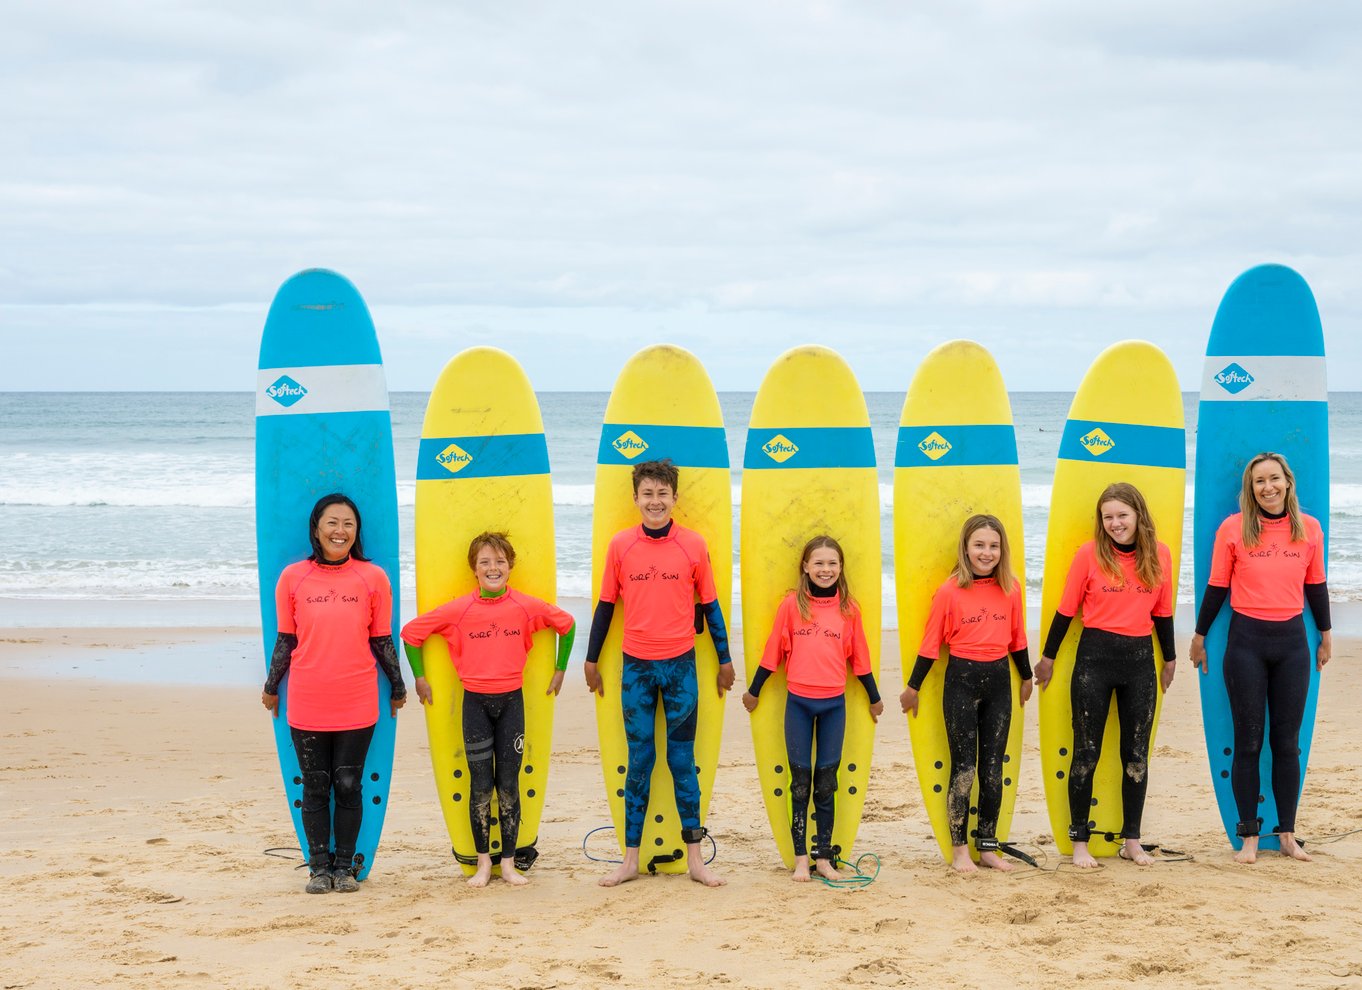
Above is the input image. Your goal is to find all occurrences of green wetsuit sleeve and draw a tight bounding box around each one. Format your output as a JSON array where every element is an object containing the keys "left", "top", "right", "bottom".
[
  {"left": 555, "top": 622, "right": 577, "bottom": 672},
  {"left": 403, "top": 641, "right": 426, "bottom": 679}
]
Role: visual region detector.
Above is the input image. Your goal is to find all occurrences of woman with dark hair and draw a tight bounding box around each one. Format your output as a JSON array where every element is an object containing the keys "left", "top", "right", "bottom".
[
  {"left": 1034, "top": 482, "right": 1175, "bottom": 868},
  {"left": 262, "top": 493, "right": 407, "bottom": 893},
  {"left": 1190, "top": 452, "right": 1331, "bottom": 864}
]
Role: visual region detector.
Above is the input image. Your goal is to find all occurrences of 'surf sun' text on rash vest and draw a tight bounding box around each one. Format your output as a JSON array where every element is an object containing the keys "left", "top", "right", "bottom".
[
  {"left": 1209, "top": 513, "right": 1326, "bottom": 622},
  {"left": 1058, "top": 541, "right": 1174, "bottom": 637},
  {"left": 918, "top": 576, "right": 1027, "bottom": 662},
  {"left": 600, "top": 523, "right": 719, "bottom": 659},
  {"left": 760, "top": 592, "right": 871, "bottom": 699},
  {"left": 400, "top": 589, "right": 574, "bottom": 693},
  {"left": 275, "top": 559, "right": 392, "bottom": 732}
]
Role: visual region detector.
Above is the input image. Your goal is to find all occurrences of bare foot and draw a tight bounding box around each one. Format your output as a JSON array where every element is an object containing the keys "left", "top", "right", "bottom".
[
  {"left": 792, "top": 855, "right": 812, "bottom": 882},
  {"left": 951, "top": 845, "right": 978, "bottom": 874},
  {"left": 1279, "top": 833, "right": 1312, "bottom": 862},
  {"left": 467, "top": 855, "right": 493, "bottom": 888},
  {"left": 1233, "top": 836, "right": 1259, "bottom": 864},
  {"left": 1071, "top": 841, "right": 1101, "bottom": 869},
  {"left": 500, "top": 865, "right": 528, "bottom": 886},
  {"left": 814, "top": 858, "right": 843, "bottom": 881},
  {"left": 1121, "top": 839, "right": 1155, "bottom": 866},
  {"left": 687, "top": 844, "right": 725, "bottom": 887},
  {"left": 599, "top": 848, "right": 641, "bottom": 887},
  {"left": 978, "top": 850, "right": 1015, "bottom": 872}
]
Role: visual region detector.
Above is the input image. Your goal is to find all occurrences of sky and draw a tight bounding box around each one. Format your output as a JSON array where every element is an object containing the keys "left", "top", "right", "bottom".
[{"left": 4, "top": 1, "right": 1361, "bottom": 392}]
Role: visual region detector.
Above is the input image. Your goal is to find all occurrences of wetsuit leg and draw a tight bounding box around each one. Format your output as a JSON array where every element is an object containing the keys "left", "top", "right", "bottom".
[
  {"left": 1224, "top": 612, "right": 1276, "bottom": 836},
  {"left": 621, "top": 655, "right": 661, "bottom": 848},
  {"left": 973, "top": 660, "right": 1011, "bottom": 844},
  {"left": 784, "top": 692, "right": 816, "bottom": 857},
  {"left": 492, "top": 689, "right": 525, "bottom": 860},
  {"left": 1111, "top": 633, "right": 1157, "bottom": 840},
  {"left": 811, "top": 696, "right": 846, "bottom": 856},
  {"left": 463, "top": 692, "right": 497, "bottom": 854},
  {"left": 658, "top": 651, "right": 702, "bottom": 833},
  {"left": 1067, "top": 629, "right": 1116, "bottom": 842},
  {"left": 290, "top": 727, "right": 336, "bottom": 870},
  {"left": 942, "top": 657, "right": 981, "bottom": 847},
  {"left": 329, "top": 723, "right": 374, "bottom": 869},
  {"left": 1263, "top": 616, "right": 1310, "bottom": 833}
]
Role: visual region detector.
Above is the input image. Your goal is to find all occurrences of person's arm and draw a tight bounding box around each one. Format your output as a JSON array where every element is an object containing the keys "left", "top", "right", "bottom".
[
  {"left": 1011, "top": 646, "right": 1034, "bottom": 705},
  {"left": 1034, "top": 612, "right": 1074, "bottom": 689},
  {"left": 583, "top": 600, "right": 615, "bottom": 696},
  {"left": 1305, "top": 582, "right": 1333, "bottom": 670},
  {"left": 547, "top": 621, "right": 577, "bottom": 696},
  {"left": 261, "top": 632, "right": 297, "bottom": 717},
  {"left": 404, "top": 642, "right": 433, "bottom": 705},
  {"left": 699, "top": 599, "right": 734, "bottom": 695},
  {"left": 1189, "top": 584, "right": 1229, "bottom": 674},
  {"left": 742, "top": 666, "right": 773, "bottom": 712},
  {"left": 370, "top": 636, "right": 407, "bottom": 715},
  {"left": 899, "top": 656, "right": 935, "bottom": 716}
]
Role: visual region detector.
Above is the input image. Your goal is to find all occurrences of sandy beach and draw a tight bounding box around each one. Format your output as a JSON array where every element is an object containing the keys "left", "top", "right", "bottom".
[{"left": 2, "top": 624, "right": 1360, "bottom": 990}]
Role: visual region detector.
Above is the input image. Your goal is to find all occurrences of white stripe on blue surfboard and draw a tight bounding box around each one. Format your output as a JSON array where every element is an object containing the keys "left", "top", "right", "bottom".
[
  {"left": 255, "top": 365, "right": 390, "bottom": 417},
  {"left": 1199, "top": 355, "right": 1327, "bottom": 403}
]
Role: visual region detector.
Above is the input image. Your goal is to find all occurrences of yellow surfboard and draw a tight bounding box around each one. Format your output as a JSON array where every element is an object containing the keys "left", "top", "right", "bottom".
[
  {"left": 414, "top": 347, "right": 559, "bottom": 875},
  {"left": 894, "top": 340, "right": 1025, "bottom": 862},
  {"left": 740, "top": 346, "right": 880, "bottom": 868},
  {"left": 1038, "top": 340, "right": 1185, "bottom": 856},
  {"left": 591, "top": 344, "right": 732, "bottom": 874}
]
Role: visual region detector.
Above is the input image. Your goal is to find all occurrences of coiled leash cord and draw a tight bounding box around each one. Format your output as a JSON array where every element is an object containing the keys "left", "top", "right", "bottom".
[{"left": 582, "top": 824, "right": 718, "bottom": 872}]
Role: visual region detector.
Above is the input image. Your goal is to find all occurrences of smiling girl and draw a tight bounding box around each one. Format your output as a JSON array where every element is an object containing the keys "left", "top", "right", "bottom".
[
  {"left": 901, "top": 514, "right": 1030, "bottom": 873},
  {"left": 401, "top": 531, "right": 576, "bottom": 887},
  {"left": 742, "top": 536, "right": 883, "bottom": 881},
  {"left": 1034, "top": 483, "right": 1175, "bottom": 868}
]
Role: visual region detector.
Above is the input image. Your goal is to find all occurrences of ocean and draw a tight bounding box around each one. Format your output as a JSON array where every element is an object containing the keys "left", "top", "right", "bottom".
[{"left": 1, "top": 391, "right": 1356, "bottom": 628}]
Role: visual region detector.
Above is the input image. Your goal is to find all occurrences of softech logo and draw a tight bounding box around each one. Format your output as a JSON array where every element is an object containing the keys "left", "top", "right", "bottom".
[
  {"left": 436, "top": 442, "right": 474, "bottom": 473},
  {"left": 612, "top": 430, "right": 649, "bottom": 459},
  {"left": 266, "top": 375, "right": 308, "bottom": 407},
  {"left": 762, "top": 434, "right": 798, "bottom": 463},
  {"left": 1080, "top": 427, "right": 1115, "bottom": 456},
  {"left": 1215, "top": 362, "right": 1255, "bottom": 394},
  {"left": 918, "top": 431, "right": 952, "bottom": 461}
]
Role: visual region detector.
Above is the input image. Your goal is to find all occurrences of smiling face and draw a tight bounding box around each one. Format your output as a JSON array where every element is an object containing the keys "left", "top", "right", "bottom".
[
  {"left": 1251, "top": 457, "right": 1289, "bottom": 515},
  {"left": 633, "top": 478, "right": 678, "bottom": 530},
  {"left": 803, "top": 546, "right": 843, "bottom": 589},
  {"left": 472, "top": 544, "right": 511, "bottom": 594},
  {"left": 966, "top": 527, "right": 1002, "bottom": 577},
  {"left": 1100, "top": 499, "right": 1139, "bottom": 545},
  {"left": 314, "top": 503, "right": 357, "bottom": 562}
]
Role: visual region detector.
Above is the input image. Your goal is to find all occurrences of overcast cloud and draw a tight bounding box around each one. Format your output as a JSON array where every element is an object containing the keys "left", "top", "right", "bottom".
[{"left": 3, "top": 1, "right": 1359, "bottom": 390}]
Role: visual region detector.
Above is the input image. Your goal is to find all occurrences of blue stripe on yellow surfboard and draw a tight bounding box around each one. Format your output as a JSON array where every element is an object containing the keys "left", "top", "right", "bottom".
[
  {"left": 416, "top": 433, "right": 550, "bottom": 480},
  {"left": 1057, "top": 420, "right": 1186, "bottom": 469},
  {"left": 597, "top": 423, "right": 729, "bottom": 468},
  {"left": 894, "top": 424, "right": 1018, "bottom": 468},
  {"left": 742, "top": 426, "right": 875, "bottom": 470}
]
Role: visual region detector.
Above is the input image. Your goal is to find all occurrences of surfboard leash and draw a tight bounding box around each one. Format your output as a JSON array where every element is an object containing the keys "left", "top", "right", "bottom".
[
  {"left": 581, "top": 825, "right": 719, "bottom": 870},
  {"left": 263, "top": 846, "right": 307, "bottom": 869},
  {"left": 819, "top": 851, "right": 880, "bottom": 890}
]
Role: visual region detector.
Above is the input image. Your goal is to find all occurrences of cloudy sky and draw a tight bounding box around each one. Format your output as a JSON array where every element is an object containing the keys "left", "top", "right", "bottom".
[{"left": 4, "top": 1, "right": 1360, "bottom": 391}]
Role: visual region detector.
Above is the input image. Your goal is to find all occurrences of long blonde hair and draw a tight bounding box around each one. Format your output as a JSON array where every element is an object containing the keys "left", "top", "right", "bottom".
[
  {"left": 951, "top": 514, "right": 1015, "bottom": 595},
  {"left": 1240, "top": 452, "right": 1306, "bottom": 547},
  {"left": 1093, "top": 483, "right": 1163, "bottom": 590},
  {"left": 794, "top": 535, "right": 856, "bottom": 622}
]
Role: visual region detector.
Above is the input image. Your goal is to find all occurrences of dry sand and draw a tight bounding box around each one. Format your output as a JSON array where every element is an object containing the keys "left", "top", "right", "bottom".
[{"left": 2, "top": 627, "right": 1360, "bottom": 989}]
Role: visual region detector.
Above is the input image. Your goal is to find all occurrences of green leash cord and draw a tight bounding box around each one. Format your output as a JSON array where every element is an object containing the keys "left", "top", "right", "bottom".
[{"left": 818, "top": 852, "right": 881, "bottom": 889}]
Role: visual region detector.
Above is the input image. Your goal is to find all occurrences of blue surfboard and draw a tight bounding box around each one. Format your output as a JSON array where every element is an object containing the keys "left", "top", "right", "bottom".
[
  {"left": 254, "top": 269, "right": 400, "bottom": 879},
  {"left": 1194, "top": 264, "right": 1329, "bottom": 850}
]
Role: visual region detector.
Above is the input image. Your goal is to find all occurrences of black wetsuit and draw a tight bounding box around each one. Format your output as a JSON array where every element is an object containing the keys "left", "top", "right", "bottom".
[{"left": 463, "top": 689, "right": 525, "bottom": 859}]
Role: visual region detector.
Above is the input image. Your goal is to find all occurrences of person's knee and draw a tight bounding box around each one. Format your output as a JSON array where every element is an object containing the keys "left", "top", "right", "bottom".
[
  {"left": 333, "top": 765, "right": 363, "bottom": 809},
  {"left": 789, "top": 764, "right": 812, "bottom": 803},
  {"left": 668, "top": 704, "right": 698, "bottom": 744},
  {"left": 1123, "top": 758, "right": 1148, "bottom": 783},
  {"left": 1071, "top": 742, "right": 1100, "bottom": 774},
  {"left": 300, "top": 770, "right": 331, "bottom": 811},
  {"left": 813, "top": 765, "right": 838, "bottom": 804}
]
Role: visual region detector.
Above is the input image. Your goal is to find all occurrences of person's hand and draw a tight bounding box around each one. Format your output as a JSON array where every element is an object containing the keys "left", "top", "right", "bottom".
[
  {"left": 868, "top": 699, "right": 884, "bottom": 723},
  {"left": 1019, "top": 678, "right": 1033, "bottom": 706},
  {"left": 1160, "top": 660, "right": 1176, "bottom": 693},
  {"left": 1189, "top": 634, "right": 1208, "bottom": 674},
  {"left": 584, "top": 660, "right": 604, "bottom": 697},
  {"left": 415, "top": 676, "right": 433, "bottom": 705},
  {"left": 548, "top": 669, "right": 566, "bottom": 695},
  {"left": 390, "top": 694, "right": 407, "bottom": 718},
  {"left": 717, "top": 663, "right": 735, "bottom": 696},
  {"left": 261, "top": 691, "right": 280, "bottom": 718},
  {"left": 1033, "top": 656, "right": 1055, "bottom": 690},
  {"left": 899, "top": 686, "right": 919, "bottom": 717},
  {"left": 1318, "top": 629, "right": 1333, "bottom": 671},
  {"left": 742, "top": 690, "right": 759, "bottom": 713}
]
